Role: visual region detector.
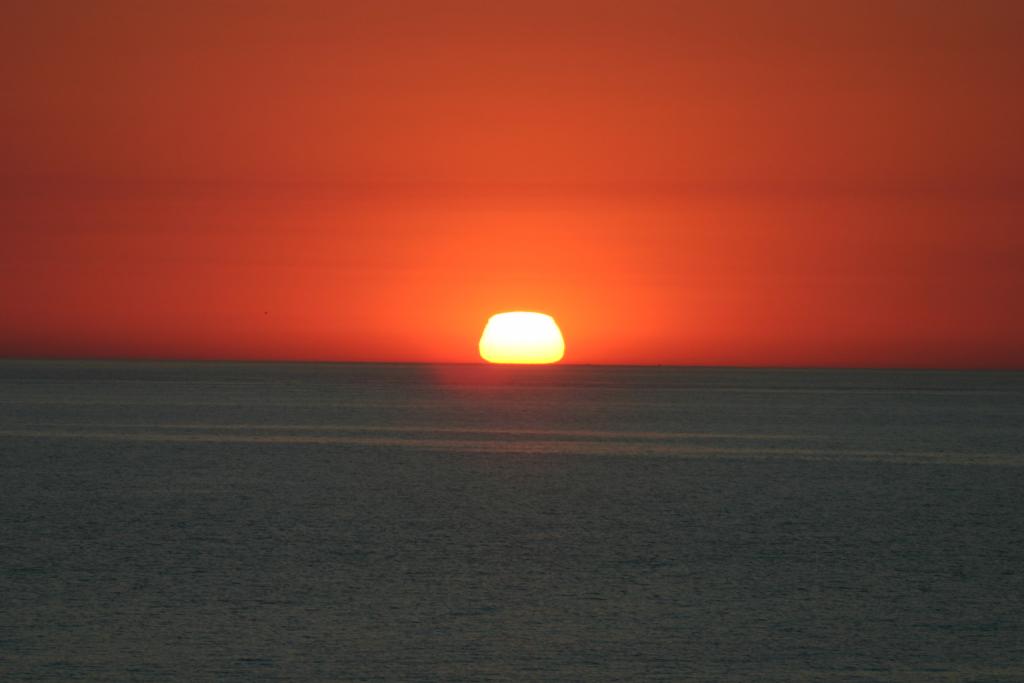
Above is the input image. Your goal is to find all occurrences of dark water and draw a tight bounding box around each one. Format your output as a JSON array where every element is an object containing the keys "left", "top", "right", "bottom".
[{"left": 2, "top": 360, "right": 1023, "bottom": 681}]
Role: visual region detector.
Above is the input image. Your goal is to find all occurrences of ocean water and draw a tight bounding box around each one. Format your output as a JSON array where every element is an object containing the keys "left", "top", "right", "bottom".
[{"left": 1, "top": 360, "right": 1023, "bottom": 681}]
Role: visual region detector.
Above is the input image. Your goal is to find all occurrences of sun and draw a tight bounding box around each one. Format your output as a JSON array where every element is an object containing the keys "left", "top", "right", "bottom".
[{"left": 479, "top": 312, "right": 565, "bottom": 364}]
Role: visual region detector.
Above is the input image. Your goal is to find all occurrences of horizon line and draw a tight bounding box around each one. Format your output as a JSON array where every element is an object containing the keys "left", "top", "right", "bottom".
[{"left": 2, "top": 355, "right": 1022, "bottom": 374}]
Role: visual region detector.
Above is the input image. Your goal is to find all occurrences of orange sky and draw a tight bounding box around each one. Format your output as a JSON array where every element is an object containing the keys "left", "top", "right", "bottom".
[{"left": 2, "top": 1, "right": 1022, "bottom": 367}]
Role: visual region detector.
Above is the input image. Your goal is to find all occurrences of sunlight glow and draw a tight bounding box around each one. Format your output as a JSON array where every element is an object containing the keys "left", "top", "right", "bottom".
[{"left": 479, "top": 312, "right": 565, "bottom": 364}]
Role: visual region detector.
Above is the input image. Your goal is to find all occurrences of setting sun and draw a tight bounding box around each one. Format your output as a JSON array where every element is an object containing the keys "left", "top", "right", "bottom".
[{"left": 479, "top": 312, "right": 565, "bottom": 364}]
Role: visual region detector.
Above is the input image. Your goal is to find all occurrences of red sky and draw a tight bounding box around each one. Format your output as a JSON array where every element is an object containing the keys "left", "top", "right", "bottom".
[{"left": 2, "top": 1, "right": 1022, "bottom": 367}]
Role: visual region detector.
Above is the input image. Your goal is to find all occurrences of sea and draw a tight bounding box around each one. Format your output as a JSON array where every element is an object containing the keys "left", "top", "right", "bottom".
[{"left": 1, "top": 360, "right": 1023, "bottom": 681}]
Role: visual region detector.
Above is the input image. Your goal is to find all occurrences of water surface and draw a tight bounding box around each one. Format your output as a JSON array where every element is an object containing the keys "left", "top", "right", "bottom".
[{"left": 2, "top": 361, "right": 1023, "bottom": 680}]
